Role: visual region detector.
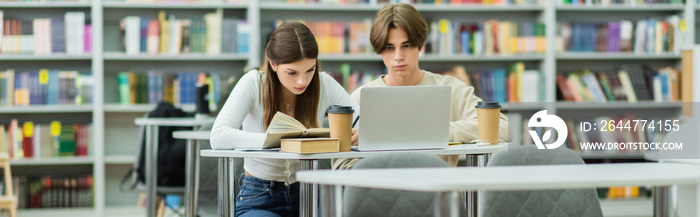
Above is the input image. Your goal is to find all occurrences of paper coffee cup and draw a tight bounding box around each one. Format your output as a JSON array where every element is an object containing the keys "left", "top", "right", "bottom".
[
  {"left": 327, "top": 105, "right": 354, "bottom": 152},
  {"left": 475, "top": 101, "right": 501, "bottom": 145}
]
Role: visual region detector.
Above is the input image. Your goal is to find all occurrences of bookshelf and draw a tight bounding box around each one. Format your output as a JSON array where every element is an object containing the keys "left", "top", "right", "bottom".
[
  {"left": 0, "top": 2, "right": 92, "bottom": 8},
  {"left": 103, "top": 155, "right": 136, "bottom": 164},
  {"left": 0, "top": 105, "right": 94, "bottom": 113},
  {"left": 102, "top": 52, "right": 249, "bottom": 61},
  {"left": 9, "top": 156, "right": 94, "bottom": 166},
  {"left": 556, "top": 5, "right": 684, "bottom": 11},
  {"left": 556, "top": 52, "right": 682, "bottom": 60},
  {"left": 0, "top": 0, "right": 696, "bottom": 215},
  {"left": 0, "top": 54, "right": 93, "bottom": 60},
  {"left": 555, "top": 101, "right": 683, "bottom": 110},
  {"left": 102, "top": 1, "right": 248, "bottom": 9}
]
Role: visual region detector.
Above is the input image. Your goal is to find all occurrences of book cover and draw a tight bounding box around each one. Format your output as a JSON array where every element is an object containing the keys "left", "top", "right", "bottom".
[
  {"left": 556, "top": 75, "right": 575, "bottom": 102},
  {"left": 158, "top": 11, "right": 170, "bottom": 54},
  {"left": 147, "top": 19, "right": 159, "bottom": 55},
  {"left": 140, "top": 18, "right": 148, "bottom": 53},
  {"left": 617, "top": 70, "right": 637, "bottom": 102},
  {"left": 169, "top": 15, "right": 181, "bottom": 55},
  {"left": 236, "top": 20, "right": 249, "bottom": 54},
  {"left": 59, "top": 124, "right": 75, "bottom": 156},
  {"left": 605, "top": 72, "right": 627, "bottom": 101},
  {"left": 521, "top": 70, "right": 540, "bottom": 102},
  {"left": 125, "top": 16, "right": 141, "bottom": 55},
  {"left": 0, "top": 125, "right": 5, "bottom": 154},
  {"left": 84, "top": 24, "right": 91, "bottom": 53},
  {"left": 205, "top": 12, "right": 222, "bottom": 55},
  {"left": 38, "top": 124, "right": 54, "bottom": 158},
  {"left": 22, "top": 122, "right": 33, "bottom": 158},
  {"left": 280, "top": 138, "right": 339, "bottom": 154},
  {"left": 595, "top": 73, "right": 615, "bottom": 102}
]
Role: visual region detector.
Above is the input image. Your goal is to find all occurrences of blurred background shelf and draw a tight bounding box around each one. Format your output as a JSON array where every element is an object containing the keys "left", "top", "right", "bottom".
[{"left": 10, "top": 156, "right": 94, "bottom": 166}]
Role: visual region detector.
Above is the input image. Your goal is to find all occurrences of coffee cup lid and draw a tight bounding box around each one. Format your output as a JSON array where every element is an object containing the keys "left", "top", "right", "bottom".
[
  {"left": 475, "top": 101, "right": 501, "bottom": 109},
  {"left": 327, "top": 105, "right": 354, "bottom": 114}
]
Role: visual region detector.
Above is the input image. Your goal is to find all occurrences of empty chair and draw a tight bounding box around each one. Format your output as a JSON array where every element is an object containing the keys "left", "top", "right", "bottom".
[
  {"left": 343, "top": 152, "right": 451, "bottom": 217},
  {"left": 481, "top": 145, "right": 603, "bottom": 217}
]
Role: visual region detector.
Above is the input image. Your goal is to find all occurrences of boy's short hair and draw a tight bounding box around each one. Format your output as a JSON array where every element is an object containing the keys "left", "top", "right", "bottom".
[{"left": 369, "top": 3, "right": 428, "bottom": 54}]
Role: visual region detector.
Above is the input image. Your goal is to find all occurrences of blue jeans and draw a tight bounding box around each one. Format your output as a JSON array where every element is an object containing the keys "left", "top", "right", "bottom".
[{"left": 235, "top": 174, "right": 299, "bottom": 217}]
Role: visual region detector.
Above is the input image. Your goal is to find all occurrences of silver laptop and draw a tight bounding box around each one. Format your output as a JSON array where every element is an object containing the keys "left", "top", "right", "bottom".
[{"left": 356, "top": 85, "right": 451, "bottom": 151}]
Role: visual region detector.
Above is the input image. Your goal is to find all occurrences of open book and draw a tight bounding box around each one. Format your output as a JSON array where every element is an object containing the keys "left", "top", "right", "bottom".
[{"left": 262, "top": 112, "right": 330, "bottom": 149}]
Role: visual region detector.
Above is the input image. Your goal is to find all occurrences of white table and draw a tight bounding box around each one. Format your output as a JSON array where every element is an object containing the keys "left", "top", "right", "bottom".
[
  {"left": 200, "top": 143, "right": 507, "bottom": 217},
  {"left": 135, "top": 117, "right": 214, "bottom": 217},
  {"left": 297, "top": 163, "right": 700, "bottom": 217}
]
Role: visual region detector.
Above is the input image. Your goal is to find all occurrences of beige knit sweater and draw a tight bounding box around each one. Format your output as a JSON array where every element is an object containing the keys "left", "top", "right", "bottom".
[{"left": 332, "top": 70, "right": 509, "bottom": 169}]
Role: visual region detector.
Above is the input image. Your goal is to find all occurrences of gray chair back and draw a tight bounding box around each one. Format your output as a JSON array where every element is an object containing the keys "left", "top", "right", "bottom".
[
  {"left": 481, "top": 145, "right": 603, "bottom": 217},
  {"left": 197, "top": 122, "right": 245, "bottom": 216},
  {"left": 343, "top": 153, "right": 451, "bottom": 217}
]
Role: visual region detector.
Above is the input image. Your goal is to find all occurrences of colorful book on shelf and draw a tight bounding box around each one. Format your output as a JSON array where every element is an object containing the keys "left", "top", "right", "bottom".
[
  {"left": 124, "top": 16, "right": 141, "bottom": 56},
  {"left": 158, "top": 11, "right": 170, "bottom": 54},
  {"left": 21, "top": 122, "right": 33, "bottom": 158},
  {"left": 147, "top": 20, "right": 159, "bottom": 55},
  {"left": 15, "top": 174, "right": 93, "bottom": 208},
  {"left": 169, "top": 15, "right": 182, "bottom": 55},
  {"left": 65, "top": 12, "right": 85, "bottom": 55},
  {"left": 582, "top": 70, "right": 607, "bottom": 102},
  {"left": 0, "top": 125, "right": 5, "bottom": 155},
  {"left": 59, "top": 124, "right": 75, "bottom": 156},
  {"left": 556, "top": 75, "right": 576, "bottom": 102},
  {"left": 263, "top": 112, "right": 330, "bottom": 149},
  {"left": 280, "top": 138, "right": 339, "bottom": 154},
  {"left": 621, "top": 64, "right": 651, "bottom": 101},
  {"left": 560, "top": 16, "right": 682, "bottom": 54},
  {"left": 205, "top": 11, "right": 222, "bottom": 55},
  {"left": 595, "top": 73, "right": 615, "bottom": 102}
]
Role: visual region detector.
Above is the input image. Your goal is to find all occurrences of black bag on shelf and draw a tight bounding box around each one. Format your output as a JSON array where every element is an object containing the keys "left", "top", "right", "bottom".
[{"left": 121, "top": 102, "right": 194, "bottom": 191}]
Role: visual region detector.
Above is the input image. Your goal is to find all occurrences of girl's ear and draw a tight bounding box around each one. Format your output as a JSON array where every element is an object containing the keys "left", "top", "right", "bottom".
[{"left": 269, "top": 61, "right": 277, "bottom": 72}]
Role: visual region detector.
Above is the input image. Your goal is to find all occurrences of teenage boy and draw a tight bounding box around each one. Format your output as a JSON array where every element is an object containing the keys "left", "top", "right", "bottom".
[{"left": 332, "top": 3, "right": 509, "bottom": 169}]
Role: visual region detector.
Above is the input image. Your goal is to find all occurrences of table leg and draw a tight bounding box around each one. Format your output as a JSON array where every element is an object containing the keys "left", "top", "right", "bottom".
[
  {"left": 193, "top": 140, "right": 201, "bottom": 216},
  {"left": 482, "top": 153, "right": 491, "bottom": 166},
  {"left": 434, "top": 192, "right": 444, "bottom": 217},
  {"left": 653, "top": 186, "right": 671, "bottom": 217},
  {"left": 434, "top": 191, "right": 461, "bottom": 217},
  {"left": 319, "top": 183, "right": 341, "bottom": 217},
  {"left": 465, "top": 154, "right": 480, "bottom": 217},
  {"left": 676, "top": 183, "right": 700, "bottom": 217},
  {"left": 146, "top": 126, "right": 158, "bottom": 217},
  {"left": 300, "top": 159, "right": 318, "bottom": 217},
  {"left": 335, "top": 185, "right": 343, "bottom": 217},
  {"left": 319, "top": 185, "right": 332, "bottom": 217},
  {"left": 185, "top": 139, "right": 201, "bottom": 217},
  {"left": 218, "top": 157, "right": 233, "bottom": 217}
]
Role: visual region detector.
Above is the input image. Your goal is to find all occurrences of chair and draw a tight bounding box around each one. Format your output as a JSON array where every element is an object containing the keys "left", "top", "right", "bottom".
[
  {"left": 480, "top": 145, "right": 603, "bottom": 217},
  {"left": 196, "top": 122, "right": 244, "bottom": 217},
  {"left": 0, "top": 153, "right": 17, "bottom": 217},
  {"left": 343, "top": 153, "right": 451, "bottom": 217}
]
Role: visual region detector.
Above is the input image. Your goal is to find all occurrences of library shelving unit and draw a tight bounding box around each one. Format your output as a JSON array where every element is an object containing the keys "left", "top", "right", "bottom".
[
  {"left": 100, "top": 0, "right": 252, "bottom": 212},
  {"left": 1, "top": 0, "right": 697, "bottom": 216},
  {"left": 0, "top": 0, "right": 100, "bottom": 214}
]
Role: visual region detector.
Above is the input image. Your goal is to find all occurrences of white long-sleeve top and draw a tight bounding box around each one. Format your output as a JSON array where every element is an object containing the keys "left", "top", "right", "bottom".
[{"left": 210, "top": 70, "right": 359, "bottom": 183}]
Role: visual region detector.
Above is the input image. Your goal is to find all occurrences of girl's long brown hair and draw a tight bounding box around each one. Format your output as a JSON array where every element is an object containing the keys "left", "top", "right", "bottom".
[{"left": 262, "top": 21, "right": 321, "bottom": 130}]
